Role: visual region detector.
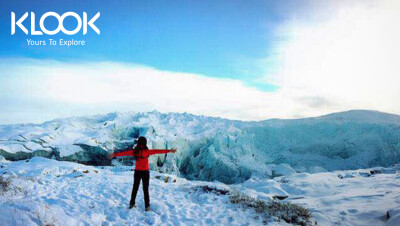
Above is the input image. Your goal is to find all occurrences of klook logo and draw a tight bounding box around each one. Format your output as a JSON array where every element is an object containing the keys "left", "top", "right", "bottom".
[{"left": 11, "top": 12, "right": 100, "bottom": 35}]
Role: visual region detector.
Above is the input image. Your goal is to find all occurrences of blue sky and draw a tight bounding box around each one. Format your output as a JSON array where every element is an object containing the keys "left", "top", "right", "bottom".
[
  {"left": 0, "top": 0, "right": 288, "bottom": 91},
  {"left": 1, "top": 0, "right": 399, "bottom": 124}
]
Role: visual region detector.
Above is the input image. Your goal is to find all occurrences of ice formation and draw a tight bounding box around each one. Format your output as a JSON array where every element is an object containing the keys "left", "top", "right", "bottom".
[{"left": 0, "top": 110, "right": 399, "bottom": 183}]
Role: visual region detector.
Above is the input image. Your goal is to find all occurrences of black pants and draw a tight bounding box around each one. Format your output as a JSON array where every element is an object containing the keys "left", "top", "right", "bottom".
[{"left": 130, "top": 170, "right": 150, "bottom": 208}]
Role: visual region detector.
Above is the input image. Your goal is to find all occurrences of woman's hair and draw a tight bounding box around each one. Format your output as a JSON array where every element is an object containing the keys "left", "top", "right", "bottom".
[{"left": 134, "top": 136, "right": 148, "bottom": 158}]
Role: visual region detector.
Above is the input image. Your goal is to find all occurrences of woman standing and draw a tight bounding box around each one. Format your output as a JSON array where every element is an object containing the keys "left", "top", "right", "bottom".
[{"left": 109, "top": 136, "right": 176, "bottom": 211}]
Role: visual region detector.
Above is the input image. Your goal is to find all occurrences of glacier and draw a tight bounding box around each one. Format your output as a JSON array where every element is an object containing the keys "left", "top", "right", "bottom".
[{"left": 0, "top": 110, "right": 399, "bottom": 184}]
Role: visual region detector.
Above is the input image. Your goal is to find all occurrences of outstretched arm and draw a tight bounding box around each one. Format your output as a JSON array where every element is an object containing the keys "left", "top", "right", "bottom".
[
  {"left": 148, "top": 149, "right": 177, "bottom": 155},
  {"left": 110, "top": 150, "right": 134, "bottom": 158}
]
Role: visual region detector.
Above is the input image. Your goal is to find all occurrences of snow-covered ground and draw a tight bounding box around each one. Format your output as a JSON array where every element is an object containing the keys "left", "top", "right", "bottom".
[
  {"left": 1, "top": 157, "right": 399, "bottom": 226},
  {"left": 0, "top": 110, "right": 399, "bottom": 184}
]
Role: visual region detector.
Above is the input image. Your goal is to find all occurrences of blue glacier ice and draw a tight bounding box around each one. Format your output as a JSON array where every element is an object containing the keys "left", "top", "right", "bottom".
[{"left": 0, "top": 110, "right": 399, "bottom": 183}]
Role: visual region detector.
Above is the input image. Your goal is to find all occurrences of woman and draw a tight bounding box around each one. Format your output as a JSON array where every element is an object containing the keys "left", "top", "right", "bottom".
[{"left": 109, "top": 136, "right": 176, "bottom": 211}]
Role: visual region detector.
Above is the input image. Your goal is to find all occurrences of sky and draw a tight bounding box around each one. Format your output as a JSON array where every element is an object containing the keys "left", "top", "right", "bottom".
[{"left": 0, "top": 0, "right": 399, "bottom": 124}]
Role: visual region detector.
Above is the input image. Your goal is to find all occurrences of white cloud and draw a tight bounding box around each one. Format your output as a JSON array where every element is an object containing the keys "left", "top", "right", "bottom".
[
  {"left": 0, "top": 59, "right": 303, "bottom": 123},
  {"left": 266, "top": 0, "right": 400, "bottom": 116},
  {"left": 1, "top": 1, "right": 399, "bottom": 124}
]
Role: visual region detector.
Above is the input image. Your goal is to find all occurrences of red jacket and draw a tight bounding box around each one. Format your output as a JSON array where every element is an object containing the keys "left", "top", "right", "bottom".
[{"left": 113, "top": 149, "right": 170, "bottom": 171}]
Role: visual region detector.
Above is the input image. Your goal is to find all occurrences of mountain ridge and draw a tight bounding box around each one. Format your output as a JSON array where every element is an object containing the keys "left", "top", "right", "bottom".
[{"left": 4, "top": 109, "right": 399, "bottom": 127}]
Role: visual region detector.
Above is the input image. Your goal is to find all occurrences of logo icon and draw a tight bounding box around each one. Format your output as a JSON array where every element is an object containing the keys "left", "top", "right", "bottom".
[{"left": 11, "top": 12, "right": 100, "bottom": 35}]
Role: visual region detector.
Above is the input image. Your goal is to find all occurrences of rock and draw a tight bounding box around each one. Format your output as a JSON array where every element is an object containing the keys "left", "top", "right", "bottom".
[
  {"left": 164, "top": 176, "right": 170, "bottom": 183},
  {"left": 370, "top": 169, "right": 382, "bottom": 175},
  {"left": 273, "top": 195, "right": 288, "bottom": 200}
]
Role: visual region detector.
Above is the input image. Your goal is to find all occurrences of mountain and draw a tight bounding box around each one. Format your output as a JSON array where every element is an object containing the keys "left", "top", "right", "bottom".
[{"left": 0, "top": 110, "right": 399, "bottom": 184}]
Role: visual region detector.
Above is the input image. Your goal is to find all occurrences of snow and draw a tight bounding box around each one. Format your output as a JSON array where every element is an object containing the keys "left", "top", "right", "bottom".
[
  {"left": 0, "top": 157, "right": 265, "bottom": 225},
  {"left": 0, "top": 155, "right": 10, "bottom": 164},
  {"left": 0, "top": 110, "right": 399, "bottom": 183},
  {"left": 271, "top": 164, "right": 297, "bottom": 177},
  {"left": 386, "top": 209, "right": 400, "bottom": 226},
  {"left": 240, "top": 176, "right": 289, "bottom": 200},
  {"left": 1, "top": 157, "right": 399, "bottom": 225},
  {"left": 278, "top": 169, "right": 400, "bottom": 226}
]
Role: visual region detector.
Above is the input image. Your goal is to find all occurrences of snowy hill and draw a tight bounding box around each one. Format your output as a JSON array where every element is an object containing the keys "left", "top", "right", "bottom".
[{"left": 0, "top": 110, "right": 399, "bottom": 184}]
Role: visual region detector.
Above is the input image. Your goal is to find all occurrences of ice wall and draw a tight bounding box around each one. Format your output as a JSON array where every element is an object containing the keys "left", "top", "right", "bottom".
[{"left": 0, "top": 110, "right": 399, "bottom": 183}]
